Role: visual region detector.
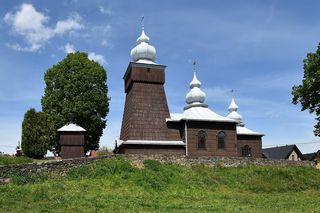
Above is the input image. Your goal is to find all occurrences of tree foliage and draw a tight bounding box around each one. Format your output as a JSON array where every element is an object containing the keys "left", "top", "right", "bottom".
[
  {"left": 22, "top": 108, "right": 49, "bottom": 159},
  {"left": 292, "top": 43, "right": 320, "bottom": 136},
  {"left": 41, "top": 52, "right": 109, "bottom": 153}
]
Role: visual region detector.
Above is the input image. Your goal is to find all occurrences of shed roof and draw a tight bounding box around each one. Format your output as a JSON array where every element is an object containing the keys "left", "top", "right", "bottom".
[
  {"left": 262, "top": 145, "right": 304, "bottom": 160},
  {"left": 58, "top": 123, "right": 86, "bottom": 132}
]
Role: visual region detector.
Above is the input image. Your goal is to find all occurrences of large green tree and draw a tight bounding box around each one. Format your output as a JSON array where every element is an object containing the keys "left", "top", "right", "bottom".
[
  {"left": 41, "top": 52, "right": 109, "bottom": 153},
  {"left": 292, "top": 43, "right": 320, "bottom": 136},
  {"left": 22, "top": 108, "right": 49, "bottom": 159}
]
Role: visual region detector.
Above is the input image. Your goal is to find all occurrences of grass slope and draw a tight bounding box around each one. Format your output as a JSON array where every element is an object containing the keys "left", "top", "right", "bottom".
[
  {"left": 0, "top": 156, "right": 33, "bottom": 165},
  {"left": 1, "top": 157, "right": 320, "bottom": 212}
]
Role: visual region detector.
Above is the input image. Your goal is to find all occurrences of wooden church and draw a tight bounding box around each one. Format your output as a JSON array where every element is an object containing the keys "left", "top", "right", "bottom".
[{"left": 116, "top": 24, "right": 264, "bottom": 157}]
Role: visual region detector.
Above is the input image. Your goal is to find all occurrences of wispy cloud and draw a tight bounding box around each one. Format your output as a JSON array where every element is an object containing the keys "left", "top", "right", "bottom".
[
  {"left": 4, "top": 3, "right": 84, "bottom": 52},
  {"left": 98, "top": 5, "right": 112, "bottom": 15},
  {"left": 64, "top": 43, "right": 76, "bottom": 54}
]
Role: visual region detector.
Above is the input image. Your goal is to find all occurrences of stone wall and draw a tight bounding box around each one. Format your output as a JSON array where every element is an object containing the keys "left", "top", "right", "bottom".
[{"left": 0, "top": 154, "right": 315, "bottom": 178}]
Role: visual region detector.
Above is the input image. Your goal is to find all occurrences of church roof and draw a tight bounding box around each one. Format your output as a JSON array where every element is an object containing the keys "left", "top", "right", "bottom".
[
  {"left": 167, "top": 104, "right": 237, "bottom": 123},
  {"left": 121, "top": 140, "right": 185, "bottom": 146},
  {"left": 237, "top": 126, "right": 264, "bottom": 136},
  {"left": 168, "top": 63, "right": 236, "bottom": 123},
  {"left": 58, "top": 123, "right": 86, "bottom": 132}
]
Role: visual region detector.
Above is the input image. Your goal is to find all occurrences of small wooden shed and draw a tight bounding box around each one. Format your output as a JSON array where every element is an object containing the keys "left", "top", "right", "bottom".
[{"left": 58, "top": 123, "right": 86, "bottom": 159}]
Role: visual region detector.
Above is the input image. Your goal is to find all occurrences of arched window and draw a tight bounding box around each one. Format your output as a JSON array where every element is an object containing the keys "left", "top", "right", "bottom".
[
  {"left": 197, "top": 130, "right": 207, "bottom": 149},
  {"left": 241, "top": 145, "right": 251, "bottom": 157},
  {"left": 217, "top": 131, "right": 226, "bottom": 149}
]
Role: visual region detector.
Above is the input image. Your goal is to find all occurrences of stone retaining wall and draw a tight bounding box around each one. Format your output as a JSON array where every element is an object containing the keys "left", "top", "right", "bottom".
[{"left": 0, "top": 154, "right": 315, "bottom": 178}]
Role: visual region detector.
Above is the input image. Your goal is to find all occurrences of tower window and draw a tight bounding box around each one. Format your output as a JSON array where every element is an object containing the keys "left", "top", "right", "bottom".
[
  {"left": 197, "top": 130, "right": 207, "bottom": 149},
  {"left": 217, "top": 131, "right": 226, "bottom": 149},
  {"left": 241, "top": 145, "right": 251, "bottom": 157}
]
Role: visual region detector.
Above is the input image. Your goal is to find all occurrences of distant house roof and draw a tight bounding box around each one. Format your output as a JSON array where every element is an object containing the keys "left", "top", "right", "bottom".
[
  {"left": 58, "top": 123, "right": 86, "bottom": 132},
  {"left": 303, "top": 150, "right": 320, "bottom": 161},
  {"left": 262, "top": 145, "right": 304, "bottom": 160}
]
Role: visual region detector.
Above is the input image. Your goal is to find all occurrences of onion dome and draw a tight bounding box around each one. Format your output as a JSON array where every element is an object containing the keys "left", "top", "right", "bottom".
[
  {"left": 130, "top": 26, "right": 156, "bottom": 63},
  {"left": 227, "top": 98, "right": 244, "bottom": 126},
  {"left": 186, "top": 72, "right": 206, "bottom": 104},
  {"left": 184, "top": 63, "right": 208, "bottom": 111}
]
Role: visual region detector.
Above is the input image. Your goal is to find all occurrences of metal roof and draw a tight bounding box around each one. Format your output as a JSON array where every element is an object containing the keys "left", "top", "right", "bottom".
[
  {"left": 237, "top": 126, "right": 264, "bottom": 136},
  {"left": 58, "top": 123, "right": 86, "bottom": 132},
  {"left": 167, "top": 107, "right": 237, "bottom": 123},
  {"left": 119, "top": 140, "right": 185, "bottom": 146}
]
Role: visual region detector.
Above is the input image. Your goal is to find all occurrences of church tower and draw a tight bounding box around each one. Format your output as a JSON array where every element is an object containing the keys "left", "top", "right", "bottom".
[{"left": 118, "top": 22, "right": 183, "bottom": 154}]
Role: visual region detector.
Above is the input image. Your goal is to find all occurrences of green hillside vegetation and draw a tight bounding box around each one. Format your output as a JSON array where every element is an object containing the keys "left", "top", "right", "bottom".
[
  {"left": 1, "top": 157, "right": 320, "bottom": 212},
  {"left": 0, "top": 156, "right": 33, "bottom": 165}
]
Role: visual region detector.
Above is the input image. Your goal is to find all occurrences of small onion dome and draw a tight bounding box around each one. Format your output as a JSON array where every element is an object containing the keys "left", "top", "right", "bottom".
[
  {"left": 130, "top": 28, "right": 156, "bottom": 63},
  {"left": 186, "top": 72, "right": 206, "bottom": 104},
  {"left": 227, "top": 98, "right": 244, "bottom": 126},
  {"left": 189, "top": 72, "right": 201, "bottom": 88}
]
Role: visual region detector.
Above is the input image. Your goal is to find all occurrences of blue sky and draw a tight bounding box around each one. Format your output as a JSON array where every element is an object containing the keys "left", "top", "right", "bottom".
[{"left": 1, "top": 0, "right": 320, "bottom": 154}]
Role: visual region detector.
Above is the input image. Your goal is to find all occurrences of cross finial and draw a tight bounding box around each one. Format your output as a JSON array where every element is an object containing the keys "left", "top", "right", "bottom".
[
  {"left": 141, "top": 16, "right": 145, "bottom": 30},
  {"left": 231, "top": 89, "right": 234, "bottom": 98},
  {"left": 193, "top": 61, "right": 196, "bottom": 74}
]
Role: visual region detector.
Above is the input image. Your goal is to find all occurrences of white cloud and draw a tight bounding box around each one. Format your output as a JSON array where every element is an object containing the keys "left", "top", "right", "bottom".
[
  {"left": 63, "top": 43, "right": 106, "bottom": 65},
  {"left": 88, "top": 52, "right": 106, "bottom": 65},
  {"left": 99, "top": 6, "right": 112, "bottom": 15},
  {"left": 4, "top": 3, "right": 84, "bottom": 52},
  {"left": 54, "top": 14, "right": 83, "bottom": 34},
  {"left": 64, "top": 43, "right": 76, "bottom": 54}
]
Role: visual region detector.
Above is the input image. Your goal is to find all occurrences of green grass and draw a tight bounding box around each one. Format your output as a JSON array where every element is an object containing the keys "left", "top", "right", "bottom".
[
  {"left": 1, "top": 157, "right": 320, "bottom": 212},
  {"left": 0, "top": 156, "right": 33, "bottom": 165}
]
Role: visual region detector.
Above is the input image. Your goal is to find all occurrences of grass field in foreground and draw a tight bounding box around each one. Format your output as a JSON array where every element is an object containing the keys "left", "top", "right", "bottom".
[{"left": 1, "top": 157, "right": 320, "bottom": 212}]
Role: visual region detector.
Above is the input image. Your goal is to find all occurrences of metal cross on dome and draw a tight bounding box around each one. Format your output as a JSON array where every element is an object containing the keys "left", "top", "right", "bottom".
[
  {"left": 141, "top": 16, "right": 144, "bottom": 29},
  {"left": 193, "top": 61, "right": 196, "bottom": 73}
]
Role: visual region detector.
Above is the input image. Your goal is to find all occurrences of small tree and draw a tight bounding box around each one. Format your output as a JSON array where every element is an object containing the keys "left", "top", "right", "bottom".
[
  {"left": 21, "top": 108, "right": 49, "bottom": 159},
  {"left": 292, "top": 43, "right": 320, "bottom": 136},
  {"left": 41, "top": 52, "right": 109, "bottom": 154}
]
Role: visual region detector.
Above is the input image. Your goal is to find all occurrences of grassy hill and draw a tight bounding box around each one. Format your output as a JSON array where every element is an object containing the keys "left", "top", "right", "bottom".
[{"left": 1, "top": 157, "right": 320, "bottom": 212}]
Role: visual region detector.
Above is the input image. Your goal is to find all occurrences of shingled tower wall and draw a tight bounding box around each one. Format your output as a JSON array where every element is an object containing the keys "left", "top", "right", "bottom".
[{"left": 120, "top": 62, "right": 179, "bottom": 141}]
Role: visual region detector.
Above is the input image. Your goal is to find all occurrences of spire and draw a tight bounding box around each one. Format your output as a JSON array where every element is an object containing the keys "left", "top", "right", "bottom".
[
  {"left": 185, "top": 62, "right": 208, "bottom": 109},
  {"left": 190, "top": 61, "right": 201, "bottom": 89},
  {"left": 228, "top": 97, "right": 238, "bottom": 112},
  {"left": 130, "top": 17, "right": 156, "bottom": 64},
  {"left": 141, "top": 16, "right": 144, "bottom": 30},
  {"left": 227, "top": 97, "right": 244, "bottom": 126}
]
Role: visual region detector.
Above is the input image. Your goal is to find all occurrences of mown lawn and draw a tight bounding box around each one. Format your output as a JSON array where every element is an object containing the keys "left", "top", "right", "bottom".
[{"left": 1, "top": 157, "right": 320, "bottom": 212}]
